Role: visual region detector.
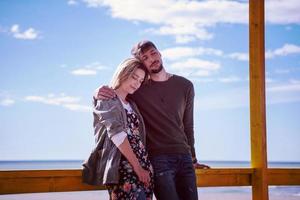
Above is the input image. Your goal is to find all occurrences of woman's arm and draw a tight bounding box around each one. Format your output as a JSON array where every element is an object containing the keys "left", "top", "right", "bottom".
[
  {"left": 94, "top": 99, "right": 150, "bottom": 185},
  {"left": 117, "top": 137, "right": 150, "bottom": 186}
]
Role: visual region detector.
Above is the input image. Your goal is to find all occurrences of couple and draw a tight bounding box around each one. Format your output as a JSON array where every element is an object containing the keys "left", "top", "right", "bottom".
[{"left": 83, "top": 40, "right": 209, "bottom": 200}]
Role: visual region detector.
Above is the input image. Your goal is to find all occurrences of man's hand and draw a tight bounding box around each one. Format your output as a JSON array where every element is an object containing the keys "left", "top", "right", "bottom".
[
  {"left": 192, "top": 158, "right": 210, "bottom": 169},
  {"left": 194, "top": 162, "right": 210, "bottom": 169},
  {"left": 94, "top": 85, "right": 116, "bottom": 100}
]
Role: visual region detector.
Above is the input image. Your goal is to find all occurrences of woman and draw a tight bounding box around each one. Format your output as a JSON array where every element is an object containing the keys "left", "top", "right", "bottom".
[{"left": 83, "top": 58, "right": 153, "bottom": 200}]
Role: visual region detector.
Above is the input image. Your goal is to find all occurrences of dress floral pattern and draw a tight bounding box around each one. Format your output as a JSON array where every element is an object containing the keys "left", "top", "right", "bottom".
[{"left": 108, "top": 107, "right": 154, "bottom": 200}]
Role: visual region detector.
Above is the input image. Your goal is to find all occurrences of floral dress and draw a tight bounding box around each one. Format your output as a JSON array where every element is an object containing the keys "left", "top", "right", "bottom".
[{"left": 108, "top": 103, "right": 154, "bottom": 200}]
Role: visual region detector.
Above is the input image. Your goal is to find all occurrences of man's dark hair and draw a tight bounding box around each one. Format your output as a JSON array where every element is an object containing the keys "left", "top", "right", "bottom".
[{"left": 131, "top": 40, "right": 157, "bottom": 58}]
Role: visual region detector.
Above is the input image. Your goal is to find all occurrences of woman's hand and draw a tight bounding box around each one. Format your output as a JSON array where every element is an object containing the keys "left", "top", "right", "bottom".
[
  {"left": 117, "top": 138, "right": 151, "bottom": 187},
  {"left": 134, "top": 165, "right": 151, "bottom": 187}
]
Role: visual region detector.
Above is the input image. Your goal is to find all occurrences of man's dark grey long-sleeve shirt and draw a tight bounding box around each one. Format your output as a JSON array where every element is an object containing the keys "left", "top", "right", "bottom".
[{"left": 130, "top": 74, "right": 196, "bottom": 158}]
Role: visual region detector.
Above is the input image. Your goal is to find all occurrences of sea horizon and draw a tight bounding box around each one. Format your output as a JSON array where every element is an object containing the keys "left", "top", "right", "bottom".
[{"left": 0, "top": 160, "right": 299, "bottom": 170}]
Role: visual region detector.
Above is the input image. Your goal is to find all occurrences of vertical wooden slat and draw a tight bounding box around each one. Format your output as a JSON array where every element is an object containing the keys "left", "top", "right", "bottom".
[{"left": 249, "top": 0, "right": 269, "bottom": 200}]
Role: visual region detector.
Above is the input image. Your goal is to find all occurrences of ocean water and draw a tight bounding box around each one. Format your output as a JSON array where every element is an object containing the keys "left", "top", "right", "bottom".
[
  {"left": 0, "top": 160, "right": 299, "bottom": 197},
  {"left": 0, "top": 160, "right": 299, "bottom": 170}
]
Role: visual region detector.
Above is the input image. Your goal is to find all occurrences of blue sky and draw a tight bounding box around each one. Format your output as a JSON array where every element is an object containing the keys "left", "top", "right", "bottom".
[{"left": 0, "top": 0, "right": 299, "bottom": 163}]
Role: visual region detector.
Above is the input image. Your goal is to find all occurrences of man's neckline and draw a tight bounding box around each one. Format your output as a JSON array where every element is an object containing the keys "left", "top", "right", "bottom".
[{"left": 150, "top": 73, "right": 174, "bottom": 83}]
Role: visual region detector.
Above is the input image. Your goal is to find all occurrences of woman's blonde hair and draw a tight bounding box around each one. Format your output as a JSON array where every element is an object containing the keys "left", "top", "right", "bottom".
[{"left": 110, "top": 58, "right": 148, "bottom": 90}]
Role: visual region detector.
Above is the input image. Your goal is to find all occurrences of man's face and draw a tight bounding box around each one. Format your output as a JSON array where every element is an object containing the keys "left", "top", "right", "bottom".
[{"left": 139, "top": 47, "right": 163, "bottom": 74}]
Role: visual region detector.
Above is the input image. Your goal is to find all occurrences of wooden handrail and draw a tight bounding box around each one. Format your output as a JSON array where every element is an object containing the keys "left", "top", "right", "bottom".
[
  {"left": 268, "top": 169, "right": 300, "bottom": 185},
  {"left": 1, "top": 168, "right": 299, "bottom": 195}
]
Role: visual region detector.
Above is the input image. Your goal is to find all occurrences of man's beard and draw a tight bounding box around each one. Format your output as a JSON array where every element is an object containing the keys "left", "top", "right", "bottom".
[{"left": 150, "top": 64, "right": 163, "bottom": 74}]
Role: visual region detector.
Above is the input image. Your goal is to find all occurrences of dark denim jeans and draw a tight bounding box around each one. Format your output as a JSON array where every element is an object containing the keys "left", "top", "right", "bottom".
[{"left": 150, "top": 154, "right": 198, "bottom": 200}]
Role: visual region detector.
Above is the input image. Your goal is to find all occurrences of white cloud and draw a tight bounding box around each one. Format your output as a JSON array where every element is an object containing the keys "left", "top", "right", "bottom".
[
  {"left": 10, "top": 24, "right": 39, "bottom": 40},
  {"left": 60, "top": 64, "right": 68, "bottom": 68},
  {"left": 228, "top": 43, "right": 300, "bottom": 61},
  {"left": 218, "top": 76, "right": 241, "bottom": 83},
  {"left": 161, "top": 46, "right": 223, "bottom": 61},
  {"left": 268, "top": 83, "right": 300, "bottom": 92},
  {"left": 25, "top": 94, "right": 79, "bottom": 105},
  {"left": 68, "top": 0, "right": 79, "bottom": 5},
  {"left": 266, "top": 77, "right": 276, "bottom": 83},
  {"left": 228, "top": 52, "right": 249, "bottom": 61},
  {"left": 265, "top": 51, "right": 273, "bottom": 59},
  {"left": 63, "top": 104, "right": 91, "bottom": 112},
  {"left": 195, "top": 87, "right": 249, "bottom": 110},
  {"left": 161, "top": 46, "right": 223, "bottom": 78},
  {"left": 71, "top": 68, "right": 98, "bottom": 75},
  {"left": 10, "top": 25, "right": 19, "bottom": 32},
  {"left": 24, "top": 93, "right": 91, "bottom": 112},
  {"left": 82, "top": 0, "right": 103, "bottom": 7},
  {"left": 0, "top": 98, "right": 15, "bottom": 106},
  {"left": 82, "top": 0, "right": 247, "bottom": 42},
  {"left": 174, "top": 35, "right": 197, "bottom": 44},
  {"left": 191, "top": 78, "right": 215, "bottom": 83},
  {"left": 81, "top": 0, "right": 300, "bottom": 43},
  {"left": 170, "top": 58, "right": 220, "bottom": 70},
  {"left": 290, "top": 79, "right": 300, "bottom": 84},
  {"left": 266, "top": 44, "right": 300, "bottom": 59},
  {"left": 150, "top": 24, "right": 214, "bottom": 43},
  {"left": 274, "top": 69, "right": 291, "bottom": 74},
  {"left": 266, "top": 0, "right": 300, "bottom": 25},
  {"left": 70, "top": 62, "right": 109, "bottom": 76},
  {"left": 266, "top": 83, "right": 300, "bottom": 104},
  {"left": 196, "top": 82, "right": 300, "bottom": 111},
  {"left": 168, "top": 58, "right": 220, "bottom": 78},
  {"left": 194, "top": 70, "right": 211, "bottom": 77},
  {"left": 273, "top": 44, "right": 300, "bottom": 56},
  {"left": 82, "top": 0, "right": 249, "bottom": 24}
]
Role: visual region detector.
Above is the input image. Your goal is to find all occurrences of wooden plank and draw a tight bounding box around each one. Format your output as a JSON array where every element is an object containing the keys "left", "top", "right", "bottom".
[
  {"left": 1, "top": 169, "right": 253, "bottom": 194},
  {"left": 268, "top": 169, "right": 300, "bottom": 185},
  {"left": 196, "top": 169, "right": 253, "bottom": 187},
  {"left": 0, "top": 170, "right": 104, "bottom": 194},
  {"left": 0, "top": 169, "right": 82, "bottom": 178},
  {"left": 1, "top": 168, "right": 299, "bottom": 194},
  {"left": 0, "top": 168, "right": 252, "bottom": 194},
  {"left": 249, "top": 0, "right": 269, "bottom": 199}
]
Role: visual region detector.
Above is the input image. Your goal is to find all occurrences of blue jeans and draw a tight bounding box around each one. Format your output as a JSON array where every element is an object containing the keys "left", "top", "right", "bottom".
[{"left": 150, "top": 154, "right": 198, "bottom": 200}]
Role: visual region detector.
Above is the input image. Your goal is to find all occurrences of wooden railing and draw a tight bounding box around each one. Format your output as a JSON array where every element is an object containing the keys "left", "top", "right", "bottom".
[{"left": 0, "top": 168, "right": 299, "bottom": 194}]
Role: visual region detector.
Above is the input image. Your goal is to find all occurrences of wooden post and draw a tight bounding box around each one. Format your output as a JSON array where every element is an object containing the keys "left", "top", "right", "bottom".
[{"left": 249, "top": 0, "right": 269, "bottom": 200}]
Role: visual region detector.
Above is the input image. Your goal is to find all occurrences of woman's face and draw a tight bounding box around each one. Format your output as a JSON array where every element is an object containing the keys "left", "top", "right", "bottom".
[{"left": 119, "top": 68, "right": 145, "bottom": 94}]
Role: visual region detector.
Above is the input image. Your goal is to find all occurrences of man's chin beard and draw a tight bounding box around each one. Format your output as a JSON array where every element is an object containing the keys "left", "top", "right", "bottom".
[{"left": 150, "top": 65, "right": 163, "bottom": 74}]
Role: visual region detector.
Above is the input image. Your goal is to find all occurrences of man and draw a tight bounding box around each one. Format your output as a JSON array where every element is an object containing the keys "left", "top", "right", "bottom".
[{"left": 96, "top": 40, "right": 209, "bottom": 200}]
